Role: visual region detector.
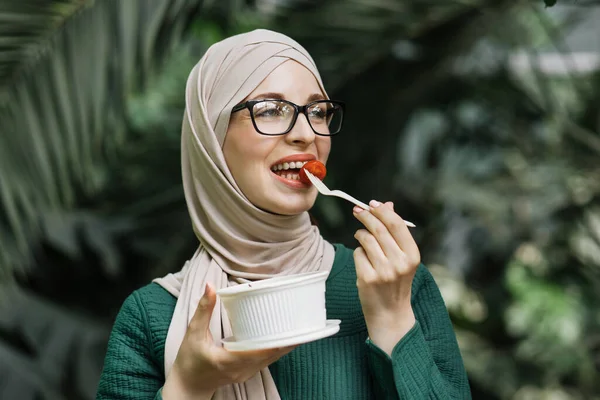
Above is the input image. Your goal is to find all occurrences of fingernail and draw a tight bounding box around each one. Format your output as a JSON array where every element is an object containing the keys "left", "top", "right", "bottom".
[
  {"left": 199, "top": 284, "right": 210, "bottom": 304},
  {"left": 369, "top": 200, "right": 382, "bottom": 208},
  {"left": 353, "top": 206, "right": 363, "bottom": 213},
  {"left": 199, "top": 295, "right": 209, "bottom": 307}
]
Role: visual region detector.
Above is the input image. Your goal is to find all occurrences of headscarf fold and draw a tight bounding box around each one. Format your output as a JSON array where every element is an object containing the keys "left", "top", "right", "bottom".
[{"left": 153, "top": 29, "right": 335, "bottom": 399}]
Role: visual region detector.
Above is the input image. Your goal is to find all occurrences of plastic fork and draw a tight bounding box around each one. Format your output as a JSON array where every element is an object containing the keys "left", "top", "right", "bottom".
[{"left": 304, "top": 170, "right": 416, "bottom": 228}]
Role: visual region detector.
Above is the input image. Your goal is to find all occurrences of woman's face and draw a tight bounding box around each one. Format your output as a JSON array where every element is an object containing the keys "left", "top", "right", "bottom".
[{"left": 223, "top": 60, "right": 331, "bottom": 215}]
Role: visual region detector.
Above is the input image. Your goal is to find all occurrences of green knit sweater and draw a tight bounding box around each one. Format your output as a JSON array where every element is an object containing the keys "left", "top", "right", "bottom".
[{"left": 96, "top": 244, "right": 471, "bottom": 399}]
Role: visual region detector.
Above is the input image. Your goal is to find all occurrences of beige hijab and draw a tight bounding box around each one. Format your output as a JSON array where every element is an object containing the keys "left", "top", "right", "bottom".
[{"left": 153, "top": 29, "right": 336, "bottom": 399}]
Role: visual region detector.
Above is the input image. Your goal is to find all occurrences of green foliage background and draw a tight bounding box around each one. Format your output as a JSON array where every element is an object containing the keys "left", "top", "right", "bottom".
[{"left": 0, "top": 0, "right": 599, "bottom": 399}]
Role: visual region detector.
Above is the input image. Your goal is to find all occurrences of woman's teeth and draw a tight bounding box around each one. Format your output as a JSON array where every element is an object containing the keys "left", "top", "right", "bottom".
[
  {"left": 270, "top": 161, "right": 308, "bottom": 181},
  {"left": 274, "top": 171, "right": 300, "bottom": 180},
  {"left": 270, "top": 161, "right": 308, "bottom": 171}
]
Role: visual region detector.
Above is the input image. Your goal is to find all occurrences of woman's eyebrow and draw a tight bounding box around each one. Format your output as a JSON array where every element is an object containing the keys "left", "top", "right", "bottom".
[
  {"left": 307, "top": 93, "right": 326, "bottom": 102},
  {"left": 249, "top": 92, "right": 327, "bottom": 102},
  {"left": 251, "top": 92, "right": 285, "bottom": 100}
]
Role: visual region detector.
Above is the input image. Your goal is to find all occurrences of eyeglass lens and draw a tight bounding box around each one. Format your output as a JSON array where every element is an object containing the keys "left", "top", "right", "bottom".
[{"left": 251, "top": 100, "right": 343, "bottom": 135}]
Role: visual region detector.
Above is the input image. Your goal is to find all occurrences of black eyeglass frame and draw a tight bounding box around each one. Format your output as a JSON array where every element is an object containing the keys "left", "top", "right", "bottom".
[{"left": 231, "top": 99, "right": 346, "bottom": 136}]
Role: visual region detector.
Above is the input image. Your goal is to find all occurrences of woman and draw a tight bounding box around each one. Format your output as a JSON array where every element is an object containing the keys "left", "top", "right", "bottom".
[{"left": 96, "top": 29, "right": 471, "bottom": 400}]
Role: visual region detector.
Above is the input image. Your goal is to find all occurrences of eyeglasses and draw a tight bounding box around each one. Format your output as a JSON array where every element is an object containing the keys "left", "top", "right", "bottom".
[{"left": 231, "top": 99, "right": 345, "bottom": 136}]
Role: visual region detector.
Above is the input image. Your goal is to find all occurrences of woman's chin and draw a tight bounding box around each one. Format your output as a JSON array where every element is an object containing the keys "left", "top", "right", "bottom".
[{"left": 260, "top": 198, "right": 315, "bottom": 216}]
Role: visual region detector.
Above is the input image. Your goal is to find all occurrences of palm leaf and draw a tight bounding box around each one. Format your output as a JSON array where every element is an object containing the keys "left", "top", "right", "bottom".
[
  {"left": 0, "top": 286, "right": 107, "bottom": 399},
  {"left": 266, "top": 0, "right": 514, "bottom": 92},
  {"left": 0, "top": 0, "right": 210, "bottom": 279}
]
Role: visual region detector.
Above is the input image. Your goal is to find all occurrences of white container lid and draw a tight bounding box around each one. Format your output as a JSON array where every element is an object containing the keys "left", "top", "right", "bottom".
[{"left": 216, "top": 270, "right": 329, "bottom": 297}]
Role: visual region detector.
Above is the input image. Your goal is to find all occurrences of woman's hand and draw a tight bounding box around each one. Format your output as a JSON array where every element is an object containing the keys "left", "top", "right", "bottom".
[
  {"left": 352, "top": 200, "right": 421, "bottom": 355},
  {"left": 162, "top": 284, "right": 296, "bottom": 400}
]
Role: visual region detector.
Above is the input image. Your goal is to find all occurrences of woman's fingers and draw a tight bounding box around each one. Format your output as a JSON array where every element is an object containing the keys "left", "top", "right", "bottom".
[
  {"left": 353, "top": 204, "right": 399, "bottom": 256},
  {"left": 353, "top": 203, "right": 404, "bottom": 272},
  {"left": 188, "top": 283, "right": 217, "bottom": 339},
  {"left": 355, "top": 201, "right": 420, "bottom": 267},
  {"left": 354, "top": 229, "right": 387, "bottom": 268},
  {"left": 261, "top": 346, "right": 295, "bottom": 367},
  {"left": 353, "top": 246, "right": 377, "bottom": 282},
  {"left": 217, "top": 345, "right": 296, "bottom": 367},
  {"left": 371, "top": 201, "right": 419, "bottom": 256}
]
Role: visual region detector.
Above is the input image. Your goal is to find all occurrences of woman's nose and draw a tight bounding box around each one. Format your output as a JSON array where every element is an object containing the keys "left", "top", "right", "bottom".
[{"left": 285, "top": 114, "right": 315, "bottom": 145}]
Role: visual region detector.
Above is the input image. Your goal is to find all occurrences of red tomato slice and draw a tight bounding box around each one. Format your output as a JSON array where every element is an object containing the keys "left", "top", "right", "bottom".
[{"left": 299, "top": 160, "right": 327, "bottom": 184}]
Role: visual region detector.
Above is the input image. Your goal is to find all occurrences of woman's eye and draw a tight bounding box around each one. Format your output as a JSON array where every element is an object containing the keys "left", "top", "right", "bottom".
[
  {"left": 256, "top": 108, "right": 280, "bottom": 117},
  {"left": 254, "top": 102, "right": 288, "bottom": 118},
  {"left": 308, "top": 106, "right": 327, "bottom": 120}
]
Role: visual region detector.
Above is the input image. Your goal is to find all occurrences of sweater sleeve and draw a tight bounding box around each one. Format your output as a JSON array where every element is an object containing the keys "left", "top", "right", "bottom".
[
  {"left": 96, "top": 291, "right": 165, "bottom": 400},
  {"left": 365, "top": 265, "right": 471, "bottom": 399}
]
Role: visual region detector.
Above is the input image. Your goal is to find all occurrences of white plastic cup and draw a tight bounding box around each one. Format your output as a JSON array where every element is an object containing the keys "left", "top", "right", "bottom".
[{"left": 216, "top": 270, "right": 329, "bottom": 342}]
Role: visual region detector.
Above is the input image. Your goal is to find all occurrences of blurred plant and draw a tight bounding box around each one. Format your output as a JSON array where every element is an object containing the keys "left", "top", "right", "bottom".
[
  {"left": 0, "top": 1, "right": 246, "bottom": 398},
  {"left": 0, "top": 0, "right": 212, "bottom": 280},
  {"left": 0, "top": 286, "right": 107, "bottom": 400}
]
